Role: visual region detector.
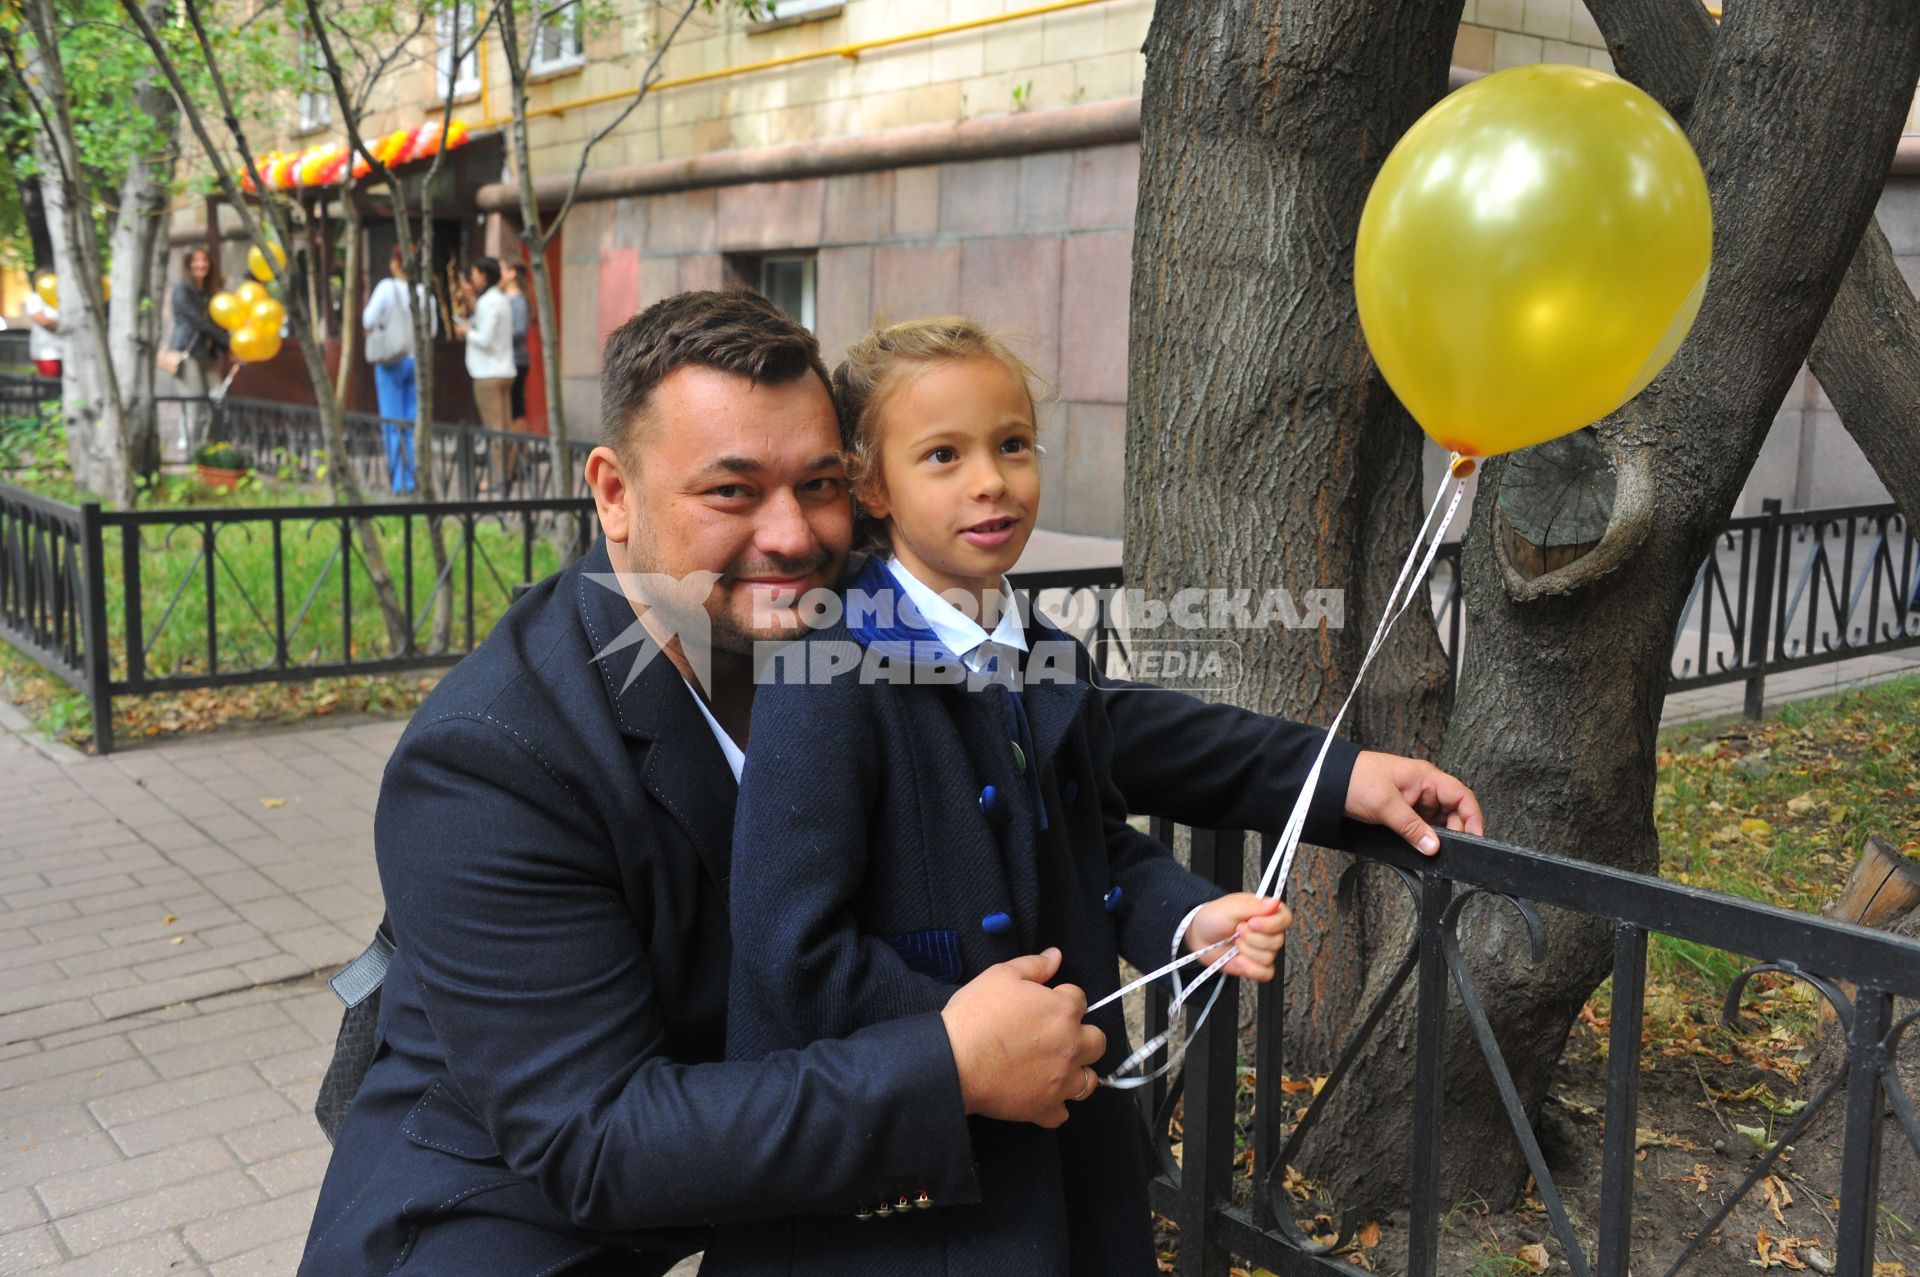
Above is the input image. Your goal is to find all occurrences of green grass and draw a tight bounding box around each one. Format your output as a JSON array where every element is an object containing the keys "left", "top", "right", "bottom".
[{"left": 1620, "top": 674, "right": 1920, "bottom": 1057}]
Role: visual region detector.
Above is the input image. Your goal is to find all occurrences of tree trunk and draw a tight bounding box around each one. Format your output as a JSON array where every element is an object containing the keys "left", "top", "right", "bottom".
[
  {"left": 108, "top": 6, "right": 178, "bottom": 489},
  {"left": 1299, "top": 4, "right": 1920, "bottom": 1213},
  {"left": 496, "top": 0, "right": 568, "bottom": 460},
  {"left": 1127, "top": 0, "right": 1461, "bottom": 1077},
  {"left": 23, "top": 0, "right": 131, "bottom": 506}
]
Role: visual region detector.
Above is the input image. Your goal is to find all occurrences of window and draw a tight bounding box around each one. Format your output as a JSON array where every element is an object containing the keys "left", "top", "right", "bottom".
[
  {"left": 436, "top": 2, "right": 481, "bottom": 100},
  {"left": 296, "top": 34, "right": 330, "bottom": 132},
  {"left": 529, "top": 1, "right": 584, "bottom": 76},
  {"left": 759, "top": 255, "right": 816, "bottom": 331},
  {"left": 750, "top": 0, "right": 842, "bottom": 31}
]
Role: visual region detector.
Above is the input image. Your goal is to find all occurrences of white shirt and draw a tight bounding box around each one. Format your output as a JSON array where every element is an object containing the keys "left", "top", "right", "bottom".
[
  {"left": 885, "top": 557, "right": 1028, "bottom": 675},
  {"left": 681, "top": 677, "right": 745, "bottom": 783},
  {"left": 24, "top": 293, "right": 59, "bottom": 362},
  {"left": 463, "top": 287, "right": 515, "bottom": 380},
  {"left": 362, "top": 277, "right": 437, "bottom": 336}
]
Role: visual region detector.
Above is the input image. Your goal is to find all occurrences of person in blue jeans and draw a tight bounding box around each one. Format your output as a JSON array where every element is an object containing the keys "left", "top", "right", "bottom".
[{"left": 363, "top": 246, "right": 432, "bottom": 493}]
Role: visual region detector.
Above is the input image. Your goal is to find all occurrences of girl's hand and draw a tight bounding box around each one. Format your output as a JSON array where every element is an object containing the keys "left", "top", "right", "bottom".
[{"left": 1183, "top": 892, "right": 1291, "bottom": 982}]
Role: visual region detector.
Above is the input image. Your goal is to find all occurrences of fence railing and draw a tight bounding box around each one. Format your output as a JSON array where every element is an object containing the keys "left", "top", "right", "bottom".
[
  {"left": 159, "top": 396, "right": 595, "bottom": 502},
  {"left": 1138, "top": 821, "right": 1920, "bottom": 1276},
  {"left": 1013, "top": 504, "right": 1917, "bottom": 716},
  {"left": 0, "top": 480, "right": 598, "bottom": 752}
]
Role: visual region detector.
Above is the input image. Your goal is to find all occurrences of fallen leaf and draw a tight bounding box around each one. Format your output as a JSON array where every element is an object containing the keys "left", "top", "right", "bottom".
[
  {"left": 1786, "top": 794, "right": 1817, "bottom": 816},
  {"left": 1763, "top": 1174, "right": 1793, "bottom": 1225},
  {"left": 260, "top": 796, "right": 285, "bottom": 808},
  {"left": 1687, "top": 1164, "right": 1711, "bottom": 1194},
  {"left": 1354, "top": 1221, "right": 1381, "bottom": 1250},
  {"left": 1742, "top": 817, "right": 1774, "bottom": 840},
  {"left": 1517, "top": 1243, "right": 1549, "bottom": 1273},
  {"left": 162, "top": 914, "right": 177, "bottom": 924},
  {"left": 169, "top": 936, "right": 184, "bottom": 945}
]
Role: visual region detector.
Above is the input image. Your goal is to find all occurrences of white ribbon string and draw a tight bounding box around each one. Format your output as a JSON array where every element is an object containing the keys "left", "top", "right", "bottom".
[{"left": 1091, "top": 458, "right": 1472, "bottom": 1089}]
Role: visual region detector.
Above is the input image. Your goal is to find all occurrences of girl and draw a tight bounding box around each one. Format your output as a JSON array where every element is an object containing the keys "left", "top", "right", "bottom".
[{"left": 711, "top": 318, "right": 1289, "bottom": 1276}]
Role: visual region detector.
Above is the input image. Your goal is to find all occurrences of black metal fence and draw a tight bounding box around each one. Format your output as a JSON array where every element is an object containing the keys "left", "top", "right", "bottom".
[
  {"left": 0, "top": 480, "right": 597, "bottom": 752},
  {"left": 163, "top": 396, "right": 594, "bottom": 502},
  {"left": 1013, "top": 504, "right": 1918, "bottom": 716},
  {"left": 1139, "top": 821, "right": 1920, "bottom": 1276}
]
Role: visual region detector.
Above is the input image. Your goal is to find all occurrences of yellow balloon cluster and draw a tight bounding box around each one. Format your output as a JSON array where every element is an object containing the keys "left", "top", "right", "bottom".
[
  {"left": 34, "top": 273, "right": 58, "bottom": 307},
  {"left": 235, "top": 280, "right": 268, "bottom": 308},
  {"left": 1354, "top": 65, "right": 1713, "bottom": 458}
]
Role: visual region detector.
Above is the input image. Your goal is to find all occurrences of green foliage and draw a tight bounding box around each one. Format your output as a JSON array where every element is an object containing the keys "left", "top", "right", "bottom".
[
  {"left": 0, "top": 401, "right": 66, "bottom": 475},
  {"left": 191, "top": 439, "right": 252, "bottom": 470}
]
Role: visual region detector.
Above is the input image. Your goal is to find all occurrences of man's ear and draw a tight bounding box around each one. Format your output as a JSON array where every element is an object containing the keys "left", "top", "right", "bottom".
[{"left": 584, "top": 445, "right": 634, "bottom": 545}]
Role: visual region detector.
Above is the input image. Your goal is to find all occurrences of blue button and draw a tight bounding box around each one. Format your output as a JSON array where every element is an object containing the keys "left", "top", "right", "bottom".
[
  {"left": 981, "top": 911, "right": 1013, "bottom": 936},
  {"left": 1104, "top": 887, "right": 1123, "bottom": 913},
  {"left": 1061, "top": 781, "right": 1079, "bottom": 806},
  {"left": 979, "top": 785, "right": 998, "bottom": 815}
]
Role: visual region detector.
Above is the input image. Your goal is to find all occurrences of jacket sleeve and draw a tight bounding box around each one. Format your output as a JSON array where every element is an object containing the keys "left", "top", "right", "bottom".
[
  {"left": 172, "top": 283, "right": 229, "bottom": 349},
  {"left": 726, "top": 665, "right": 955, "bottom": 1061},
  {"left": 1095, "top": 672, "right": 1359, "bottom": 847},
  {"left": 377, "top": 712, "right": 980, "bottom": 1232},
  {"left": 360, "top": 278, "right": 390, "bottom": 330},
  {"left": 1081, "top": 673, "right": 1223, "bottom": 975}
]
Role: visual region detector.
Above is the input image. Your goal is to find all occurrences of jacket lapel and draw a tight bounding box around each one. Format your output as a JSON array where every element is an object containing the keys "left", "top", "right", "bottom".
[
  {"left": 1019, "top": 614, "right": 1089, "bottom": 778},
  {"left": 574, "top": 542, "right": 738, "bottom": 893}
]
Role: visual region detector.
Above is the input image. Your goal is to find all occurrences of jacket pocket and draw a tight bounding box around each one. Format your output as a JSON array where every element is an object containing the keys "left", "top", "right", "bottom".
[
  {"left": 882, "top": 929, "right": 963, "bottom": 985},
  {"left": 400, "top": 1080, "right": 504, "bottom": 1162}
]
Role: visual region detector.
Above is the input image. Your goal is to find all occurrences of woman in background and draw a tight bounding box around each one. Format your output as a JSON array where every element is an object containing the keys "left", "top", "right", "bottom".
[
  {"left": 168, "top": 247, "right": 228, "bottom": 452},
  {"left": 502, "top": 262, "right": 531, "bottom": 434}
]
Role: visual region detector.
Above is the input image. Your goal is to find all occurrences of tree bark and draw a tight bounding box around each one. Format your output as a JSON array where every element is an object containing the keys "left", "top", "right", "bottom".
[
  {"left": 19, "top": 0, "right": 131, "bottom": 506},
  {"left": 1127, "top": 0, "right": 1462, "bottom": 1077},
  {"left": 1298, "top": 4, "right": 1920, "bottom": 1212},
  {"left": 1589, "top": 0, "right": 1920, "bottom": 535},
  {"left": 106, "top": 5, "right": 178, "bottom": 489}
]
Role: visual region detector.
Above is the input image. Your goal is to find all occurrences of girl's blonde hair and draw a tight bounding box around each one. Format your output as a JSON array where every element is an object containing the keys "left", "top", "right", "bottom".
[{"left": 830, "top": 316, "right": 1042, "bottom": 550}]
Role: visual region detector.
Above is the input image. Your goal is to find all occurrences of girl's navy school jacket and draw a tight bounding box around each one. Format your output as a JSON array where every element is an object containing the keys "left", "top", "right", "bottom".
[{"left": 708, "top": 558, "right": 1238, "bottom": 1277}]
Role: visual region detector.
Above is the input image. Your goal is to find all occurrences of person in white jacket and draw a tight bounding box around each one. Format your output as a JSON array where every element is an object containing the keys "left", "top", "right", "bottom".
[
  {"left": 362, "top": 246, "right": 436, "bottom": 494},
  {"left": 455, "top": 256, "right": 515, "bottom": 434}
]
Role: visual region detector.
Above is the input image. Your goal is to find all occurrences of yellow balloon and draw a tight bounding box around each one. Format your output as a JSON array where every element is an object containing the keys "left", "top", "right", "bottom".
[
  {"left": 235, "top": 279, "right": 268, "bottom": 308},
  {"left": 248, "top": 242, "right": 286, "bottom": 282},
  {"left": 1355, "top": 64, "right": 1712, "bottom": 458},
  {"left": 101, "top": 276, "right": 111, "bottom": 302},
  {"left": 209, "top": 291, "right": 246, "bottom": 331},
  {"left": 248, "top": 296, "right": 286, "bottom": 331},
  {"left": 230, "top": 323, "right": 283, "bottom": 363},
  {"left": 34, "top": 273, "right": 57, "bottom": 307}
]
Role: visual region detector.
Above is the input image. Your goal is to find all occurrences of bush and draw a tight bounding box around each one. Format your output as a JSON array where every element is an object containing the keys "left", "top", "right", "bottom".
[{"left": 191, "top": 440, "right": 251, "bottom": 471}]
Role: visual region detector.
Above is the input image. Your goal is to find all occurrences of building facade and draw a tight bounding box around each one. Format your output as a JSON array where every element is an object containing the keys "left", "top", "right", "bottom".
[{"left": 176, "top": 0, "right": 1920, "bottom": 533}]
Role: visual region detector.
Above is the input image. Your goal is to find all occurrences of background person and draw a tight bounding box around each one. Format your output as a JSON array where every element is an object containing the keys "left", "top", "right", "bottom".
[
  {"left": 504, "top": 261, "right": 531, "bottom": 433},
  {"left": 168, "top": 246, "right": 229, "bottom": 451},
  {"left": 454, "top": 255, "right": 514, "bottom": 491},
  {"left": 363, "top": 245, "right": 434, "bottom": 494}
]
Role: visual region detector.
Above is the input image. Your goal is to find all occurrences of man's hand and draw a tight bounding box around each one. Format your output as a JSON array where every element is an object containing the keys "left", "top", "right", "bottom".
[
  {"left": 941, "top": 948, "right": 1105, "bottom": 1129},
  {"left": 1345, "top": 750, "right": 1484, "bottom": 855},
  {"left": 1184, "top": 893, "right": 1290, "bottom": 981}
]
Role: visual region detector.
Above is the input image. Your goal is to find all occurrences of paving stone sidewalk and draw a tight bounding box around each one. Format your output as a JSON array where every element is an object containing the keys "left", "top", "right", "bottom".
[{"left": 0, "top": 716, "right": 399, "bottom": 1276}]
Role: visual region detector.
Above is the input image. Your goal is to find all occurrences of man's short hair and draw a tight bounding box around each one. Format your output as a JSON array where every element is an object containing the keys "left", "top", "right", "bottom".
[
  {"left": 472, "top": 256, "right": 501, "bottom": 291},
  {"left": 599, "top": 289, "right": 832, "bottom": 461}
]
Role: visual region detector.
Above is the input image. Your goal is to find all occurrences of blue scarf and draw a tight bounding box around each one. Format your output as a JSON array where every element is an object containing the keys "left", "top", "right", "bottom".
[{"left": 846, "top": 557, "right": 1049, "bottom": 833}]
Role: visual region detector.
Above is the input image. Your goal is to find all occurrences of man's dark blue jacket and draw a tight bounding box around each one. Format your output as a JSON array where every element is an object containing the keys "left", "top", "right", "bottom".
[{"left": 298, "top": 540, "right": 1358, "bottom": 1275}]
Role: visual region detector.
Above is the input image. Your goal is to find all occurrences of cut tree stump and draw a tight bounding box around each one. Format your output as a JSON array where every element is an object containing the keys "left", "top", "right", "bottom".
[{"left": 1818, "top": 836, "right": 1920, "bottom": 1028}]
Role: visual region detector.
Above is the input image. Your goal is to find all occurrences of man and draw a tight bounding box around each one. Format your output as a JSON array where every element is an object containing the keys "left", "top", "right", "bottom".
[
  {"left": 454, "top": 255, "right": 515, "bottom": 434},
  {"left": 301, "top": 291, "right": 1481, "bottom": 1275}
]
